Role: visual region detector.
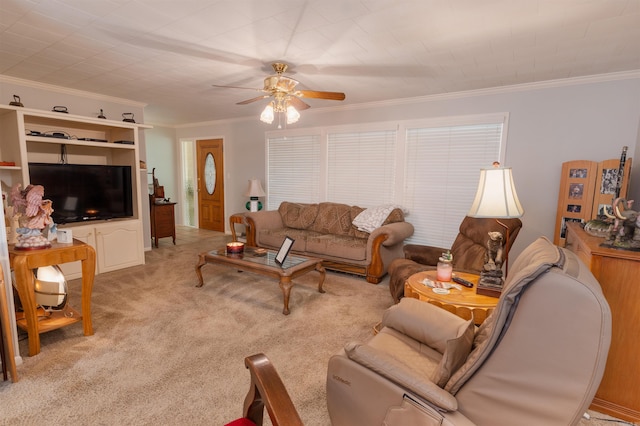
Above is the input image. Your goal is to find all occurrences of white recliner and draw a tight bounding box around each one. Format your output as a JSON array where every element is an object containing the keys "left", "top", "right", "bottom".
[{"left": 326, "top": 237, "right": 612, "bottom": 426}]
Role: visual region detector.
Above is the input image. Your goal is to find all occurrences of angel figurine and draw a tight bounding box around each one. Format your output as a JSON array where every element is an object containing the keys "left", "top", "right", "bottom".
[{"left": 10, "top": 183, "right": 54, "bottom": 249}]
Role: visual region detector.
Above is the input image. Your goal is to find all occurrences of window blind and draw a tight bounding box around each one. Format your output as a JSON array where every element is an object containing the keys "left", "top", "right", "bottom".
[
  {"left": 327, "top": 129, "right": 397, "bottom": 207},
  {"left": 403, "top": 123, "right": 503, "bottom": 247},
  {"left": 266, "top": 134, "right": 321, "bottom": 210},
  {"left": 265, "top": 116, "right": 506, "bottom": 248}
]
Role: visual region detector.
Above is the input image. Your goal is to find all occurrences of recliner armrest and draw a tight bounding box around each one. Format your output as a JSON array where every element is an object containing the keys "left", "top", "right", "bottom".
[
  {"left": 382, "top": 298, "right": 471, "bottom": 354},
  {"left": 344, "top": 341, "right": 458, "bottom": 412},
  {"left": 403, "top": 244, "right": 447, "bottom": 265}
]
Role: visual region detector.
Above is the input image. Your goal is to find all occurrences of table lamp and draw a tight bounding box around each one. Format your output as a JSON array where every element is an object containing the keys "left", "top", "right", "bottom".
[
  {"left": 245, "top": 178, "right": 266, "bottom": 212},
  {"left": 468, "top": 162, "right": 524, "bottom": 295}
]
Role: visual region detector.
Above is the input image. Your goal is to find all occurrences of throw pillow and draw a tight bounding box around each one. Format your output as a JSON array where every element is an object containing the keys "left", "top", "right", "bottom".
[{"left": 431, "top": 318, "right": 475, "bottom": 388}]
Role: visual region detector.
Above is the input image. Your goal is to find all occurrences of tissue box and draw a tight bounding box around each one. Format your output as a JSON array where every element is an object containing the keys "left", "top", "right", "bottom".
[{"left": 57, "top": 229, "right": 73, "bottom": 243}]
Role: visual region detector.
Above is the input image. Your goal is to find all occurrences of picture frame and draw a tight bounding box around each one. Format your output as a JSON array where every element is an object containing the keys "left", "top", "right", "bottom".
[{"left": 275, "top": 236, "right": 295, "bottom": 265}]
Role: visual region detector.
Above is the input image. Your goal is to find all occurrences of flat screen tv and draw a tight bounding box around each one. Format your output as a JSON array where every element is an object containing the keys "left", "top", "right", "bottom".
[{"left": 28, "top": 162, "right": 134, "bottom": 224}]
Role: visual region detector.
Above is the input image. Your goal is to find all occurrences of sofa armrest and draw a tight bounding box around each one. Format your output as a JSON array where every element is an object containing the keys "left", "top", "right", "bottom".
[
  {"left": 403, "top": 244, "right": 447, "bottom": 265},
  {"left": 370, "top": 222, "right": 415, "bottom": 247},
  {"left": 344, "top": 341, "right": 458, "bottom": 412},
  {"left": 382, "top": 298, "right": 471, "bottom": 354},
  {"left": 245, "top": 210, "right": 284, "bottom": 246}
]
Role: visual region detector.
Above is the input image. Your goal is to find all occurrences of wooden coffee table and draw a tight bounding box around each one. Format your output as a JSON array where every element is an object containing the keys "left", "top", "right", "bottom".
[
  {"left": 404, "top": 270, "right": 498, "bottom": 325},
  {"left": 195, "top": 246, "right": 325, "bottom": 315}
]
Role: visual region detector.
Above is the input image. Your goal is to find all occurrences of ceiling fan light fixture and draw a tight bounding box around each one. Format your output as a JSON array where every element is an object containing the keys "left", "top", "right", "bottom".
[
  {"left": 260, "top": 102, "right": 275, "bottom": 124},
  {"left": 286, "top": 104, "right": 300, "bottom": 124}
]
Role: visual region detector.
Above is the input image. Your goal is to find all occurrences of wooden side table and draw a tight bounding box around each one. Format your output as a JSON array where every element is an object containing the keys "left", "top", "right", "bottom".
[
  {"left": 9, "top": 240, "right": 96, "bottom": 356},
  {"left": 229, "top": 213, "right": 246, "bottom": 242},
  {"left": 404, "top": 271, "right": 497, "bottom": 325},
  {"left": 150, "top": 198, "right": 177, "bottom": 248}
]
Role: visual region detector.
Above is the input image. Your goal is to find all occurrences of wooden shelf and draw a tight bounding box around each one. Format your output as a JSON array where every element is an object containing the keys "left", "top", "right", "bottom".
[
  {"left": 15, "top": 306, "right": 82, "bottom": 334},
  {"left": 25, "top": 136, "right": 136, "bottom": 149}
]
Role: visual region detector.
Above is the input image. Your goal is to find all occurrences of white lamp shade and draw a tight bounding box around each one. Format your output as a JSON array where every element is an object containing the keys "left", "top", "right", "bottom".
[
  {"left": 468, "top": 167, "right": 524, "bottom": 218},
  {"left": 244, "top": 178, "right": 266, "bottom": 197}
]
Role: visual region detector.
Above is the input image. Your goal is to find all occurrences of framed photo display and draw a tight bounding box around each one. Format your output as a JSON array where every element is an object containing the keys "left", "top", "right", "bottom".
[
  {"left": 554, "top": 155, "right": 632, "bottom": 246},
  {"left": 275, "top": 236, "right": 295, "bottom": 265}
]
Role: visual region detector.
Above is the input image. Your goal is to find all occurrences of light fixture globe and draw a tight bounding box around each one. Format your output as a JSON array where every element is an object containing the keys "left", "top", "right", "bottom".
[
  {"left": 34, "top": 265, "right": 68, "bottom": 311},
  {"left": 260, "top": 102, "right": 275, "bottom": 124}
]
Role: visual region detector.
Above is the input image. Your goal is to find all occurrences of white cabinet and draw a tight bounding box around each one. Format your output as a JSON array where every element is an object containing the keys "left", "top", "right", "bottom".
[
  {"left": 96, "top": 221, "right": 144, "bottom": 272},
  {"left": 0, "top": 105, "right": 150, "bottom": 278}
]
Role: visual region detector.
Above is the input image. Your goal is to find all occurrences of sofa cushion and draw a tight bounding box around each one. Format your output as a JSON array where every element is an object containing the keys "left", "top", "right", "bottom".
[
  {"left": 278, "top": 202, "right": 318, "bottom": 230},
  {"left": 309, "top": 202, "right": 354, "bottom": 236},
  {"left": 306, "top": 234, "right": 367, "bottom": 261},
  {"left": 258, "top": 228, "right": 323, "bottom": 252}
]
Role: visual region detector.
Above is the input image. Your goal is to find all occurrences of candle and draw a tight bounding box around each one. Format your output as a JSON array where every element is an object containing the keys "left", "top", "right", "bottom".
[{"left": 226, "top": 242, "right": 245, "bottom": 254}]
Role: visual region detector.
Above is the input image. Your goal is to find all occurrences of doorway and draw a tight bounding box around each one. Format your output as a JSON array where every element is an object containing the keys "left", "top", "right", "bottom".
[{"left": 196, "top": 138, "right": 224, "bottom": 232}]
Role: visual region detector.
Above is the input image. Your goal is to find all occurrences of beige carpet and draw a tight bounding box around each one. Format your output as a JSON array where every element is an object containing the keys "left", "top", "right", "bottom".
[
  {"left": 0, "top": 230, "right": 634, "bottom": 425},
  {"left": 1, "top": 232, "right": 392, "bottom": 425}
]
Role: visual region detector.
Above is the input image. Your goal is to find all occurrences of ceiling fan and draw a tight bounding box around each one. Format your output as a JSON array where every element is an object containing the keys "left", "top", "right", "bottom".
[{"left": 212, "top": 63, "right": 346, "bottom": 120}]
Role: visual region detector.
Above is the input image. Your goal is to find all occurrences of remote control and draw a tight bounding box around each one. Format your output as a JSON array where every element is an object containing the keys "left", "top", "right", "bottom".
[{"left": 452, "top": 276, "right": 474, "bottom": 288}]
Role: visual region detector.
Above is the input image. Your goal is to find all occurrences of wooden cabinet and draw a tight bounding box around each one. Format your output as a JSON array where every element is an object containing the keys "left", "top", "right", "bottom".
[
  {"left": 0, "top": 105, "right": 149, "bottom": 278},
  {"left": 565, "top": 222, "right": 640, "bottom": 423},
  {"left": 150, "top": 199, "right": 176, "bottom": 248}
]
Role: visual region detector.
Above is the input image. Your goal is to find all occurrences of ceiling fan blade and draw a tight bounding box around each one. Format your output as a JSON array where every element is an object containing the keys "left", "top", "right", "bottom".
[
  {"left": 212, "top": 84, "right": 263, "bottom": 91},
  {"left": 236, "top": 95, "right": 270, "bottom": 105},
  {"left": 288, "top": 96, "right": 310, "bottom": 111},
  {"left": 296, "top": 90, "right": 345, "bottom": 101}
]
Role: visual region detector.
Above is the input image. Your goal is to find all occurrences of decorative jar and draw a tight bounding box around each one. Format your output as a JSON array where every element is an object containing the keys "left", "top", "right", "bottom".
[{"left": 436, "top": 252, "right": 453, "bottom": 282}]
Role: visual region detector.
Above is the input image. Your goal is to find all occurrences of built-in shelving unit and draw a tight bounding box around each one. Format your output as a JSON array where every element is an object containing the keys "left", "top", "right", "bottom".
[{"left": 0, "top": 105, "right": 151, "bottom": 278}]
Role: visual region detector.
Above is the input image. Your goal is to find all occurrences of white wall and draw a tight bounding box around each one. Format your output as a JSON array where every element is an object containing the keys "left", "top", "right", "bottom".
[
  {"left": 145, "top": 126, "right": 178, "bottom": 202},
  {"left": 175, "top": 73, "right": 640, "bottom": 260}
]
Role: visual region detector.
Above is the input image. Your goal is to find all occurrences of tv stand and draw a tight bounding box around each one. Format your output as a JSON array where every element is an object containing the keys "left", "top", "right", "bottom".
[{"left": 0, "top": 105, "right": 150, "bottom": 280}]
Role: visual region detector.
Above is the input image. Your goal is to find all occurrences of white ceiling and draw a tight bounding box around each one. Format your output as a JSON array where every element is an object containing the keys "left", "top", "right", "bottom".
[{"left": 1, "top": 0, "right": 639, "bottom": 126}]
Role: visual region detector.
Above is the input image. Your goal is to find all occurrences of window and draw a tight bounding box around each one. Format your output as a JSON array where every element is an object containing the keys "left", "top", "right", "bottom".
[
  {"left": 327, "top": 129, "right": 397, "bottom": 206},
  {"left": 266, "top": 134, "right": 321, "bottom": 210},
  {"left": 402, "top": 122, "right": 503, "bottom": 247},
  {"left": 265, "top": 114, "right": 506, "bottom": 247}
]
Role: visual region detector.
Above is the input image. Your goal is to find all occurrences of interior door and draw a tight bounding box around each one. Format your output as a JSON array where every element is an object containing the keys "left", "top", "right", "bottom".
[{"left": 196, "top": 139, "right": 224, "bottom": 231}]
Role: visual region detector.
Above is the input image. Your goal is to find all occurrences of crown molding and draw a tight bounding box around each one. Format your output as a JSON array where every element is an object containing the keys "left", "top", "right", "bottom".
[
  {"left": 0, "top": 75, "right": 147, "bottom": 108},
  {"left": 311, "top": 70, "right": 640, "bottom": 114}
]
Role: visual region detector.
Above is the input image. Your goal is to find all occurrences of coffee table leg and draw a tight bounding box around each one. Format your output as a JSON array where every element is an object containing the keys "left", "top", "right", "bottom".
[
  {"left": 195, "top": 253, "right": 206, "bottom": 287},
  {"left": 316, "top": 263, "right": 326, "bottom": 293},
  {"left": 279, "top": 277, "right": 293, "bottom": 315}
]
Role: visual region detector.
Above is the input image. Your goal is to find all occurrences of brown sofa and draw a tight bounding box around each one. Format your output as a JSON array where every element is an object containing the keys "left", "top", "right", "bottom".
[{"left": 245, "top": 202, "right": 414, "bottom": 283}]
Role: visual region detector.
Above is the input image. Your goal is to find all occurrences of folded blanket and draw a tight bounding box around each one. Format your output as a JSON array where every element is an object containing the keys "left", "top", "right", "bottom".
[{"left": 353, "top": 204, "right": 407, "bottom": 232}]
